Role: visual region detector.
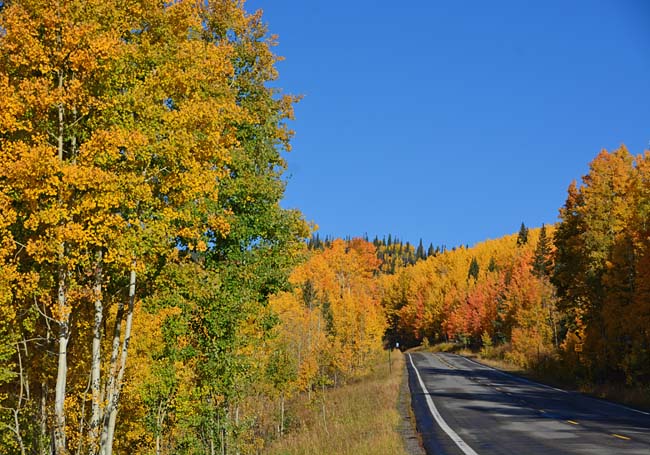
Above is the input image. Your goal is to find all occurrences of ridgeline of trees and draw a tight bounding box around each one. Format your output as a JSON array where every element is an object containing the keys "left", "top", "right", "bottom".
[{"left": 308, "top": 232, "right": 444, "bottom": 273}]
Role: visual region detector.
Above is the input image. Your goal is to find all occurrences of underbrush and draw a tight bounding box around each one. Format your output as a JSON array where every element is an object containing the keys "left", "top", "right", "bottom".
[{"left": 265, "top": 351, "right": 410, "bottom": 455}]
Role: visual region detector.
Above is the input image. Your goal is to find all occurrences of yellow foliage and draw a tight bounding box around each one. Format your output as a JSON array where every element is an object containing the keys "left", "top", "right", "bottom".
[{"left": 270, "top": 239, "right": 386, "bottom": 391}]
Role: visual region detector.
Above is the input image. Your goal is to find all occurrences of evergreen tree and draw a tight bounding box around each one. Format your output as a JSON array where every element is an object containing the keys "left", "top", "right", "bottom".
[
  {"left": 308, "top": 233, "right": 323, "bottom": 250},
  {"left": 532, "top": 224, "right": 553, "bottom": 277},
  {"left": 416, "top": 239, "right": 426, "bottom": 260},
  {"left": 468, "top": 257, "right": 480, "bottom": 281},
  {"left": 302, "top": 280, "right": 318, "bottom": 308},
  {"left": 427, "top": 243, "right": 435, "bottom": 258},
  {"left": 321, "top": 298, "right": 335, "bottom": 336},
  {"left": 516, "top": 222, "right": 529, "bottom": 246},
  {"left": 488, "top": 256, "right": 497, "bottom": 272}
]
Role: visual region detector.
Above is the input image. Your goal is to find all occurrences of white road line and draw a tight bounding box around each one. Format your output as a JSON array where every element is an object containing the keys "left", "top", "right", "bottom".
[
  {"left": 454, "top": 355, "right": 650, "bottom": 416},
  {"left": 408, "top": 353, "right": 479, "bottom": 455},
  {"left": 597, "top": 399, "right": 650, "bottom": 416},
  {"left": 454, "top": 354, "right": 568, "bottom": 394}
]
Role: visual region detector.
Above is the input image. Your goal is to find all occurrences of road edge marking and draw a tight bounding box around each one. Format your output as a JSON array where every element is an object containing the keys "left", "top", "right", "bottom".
[
  {"left": 454, "top": 354, "right": 650, "bottom": 416},
  {"left": 455, "top": 354, "right": 569, "bottom": 394},
  {"left": 408, "top": 353, "right": 479, "bottom": 455}
]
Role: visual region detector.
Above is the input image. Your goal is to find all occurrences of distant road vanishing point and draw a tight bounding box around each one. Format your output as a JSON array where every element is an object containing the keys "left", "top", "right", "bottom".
[{"left": 407, "top": 352, "right": 650, "bottom": 455}]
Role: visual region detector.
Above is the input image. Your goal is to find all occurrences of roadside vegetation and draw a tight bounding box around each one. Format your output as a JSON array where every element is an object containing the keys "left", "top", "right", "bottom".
[{"left": 266, "top": 351, "right": 409, "bottom": 455}]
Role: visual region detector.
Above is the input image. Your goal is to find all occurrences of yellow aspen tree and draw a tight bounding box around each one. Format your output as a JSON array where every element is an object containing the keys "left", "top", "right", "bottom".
[
  {"left": 626, "top": 152, "right": 650, "bottom": 382},
  {"left": 554, "top": 147, "right": 637, "bottom": 378},
  {"left": 0, "top": 1, "right": 259, "bottom": 454}
]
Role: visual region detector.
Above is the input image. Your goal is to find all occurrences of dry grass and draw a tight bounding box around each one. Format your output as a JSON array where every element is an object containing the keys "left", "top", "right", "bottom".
[
  {"left": 266, "top": 351, "right": 410, "bottom": 455},
  {"left": 582, "top": 383, "right": 650, "bottom": 410}
]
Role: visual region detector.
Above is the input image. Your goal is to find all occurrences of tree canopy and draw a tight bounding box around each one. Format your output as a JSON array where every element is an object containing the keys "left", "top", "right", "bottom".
[{"left": 0, "top": 1, "right": 307, "bottom": 453}]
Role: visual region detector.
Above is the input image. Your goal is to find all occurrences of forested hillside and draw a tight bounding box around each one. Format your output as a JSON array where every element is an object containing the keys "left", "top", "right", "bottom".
[{"left": 384, "top": 145, "right": 650, "bottom": 386}]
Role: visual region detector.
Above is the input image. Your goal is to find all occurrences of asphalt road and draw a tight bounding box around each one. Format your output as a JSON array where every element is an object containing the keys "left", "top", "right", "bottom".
[{"left": 407, "top": 352, "right": 650, "bottom": 455}]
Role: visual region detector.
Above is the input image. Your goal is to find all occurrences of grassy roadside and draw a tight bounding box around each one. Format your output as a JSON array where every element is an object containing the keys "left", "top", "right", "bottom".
[
  {"left": 421, "top": 342, "right": 650, "bottom": 411},
  {"left": 266, "top": 351, "right": 411, "bottom": 455}
]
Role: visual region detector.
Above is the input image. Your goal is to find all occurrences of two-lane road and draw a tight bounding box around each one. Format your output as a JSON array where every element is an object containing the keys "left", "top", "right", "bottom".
[{"left": 407, "top": 352, "right": 650, "bottom": 455}]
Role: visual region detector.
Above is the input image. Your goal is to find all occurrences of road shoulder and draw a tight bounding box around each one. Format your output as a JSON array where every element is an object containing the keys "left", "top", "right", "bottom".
[{"left": 399, "top": 357, "right": 427, "bottom": 455}]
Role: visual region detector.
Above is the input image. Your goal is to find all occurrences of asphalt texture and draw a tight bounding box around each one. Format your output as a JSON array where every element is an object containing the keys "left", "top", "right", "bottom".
[{"left": 407, "top": 352, "right": 650, "bottom": 455}]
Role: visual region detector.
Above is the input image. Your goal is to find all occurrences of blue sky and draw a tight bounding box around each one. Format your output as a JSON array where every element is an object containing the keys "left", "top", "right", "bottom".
[{"left": 247, "top": 0, "right": 650, "bottom": 248}]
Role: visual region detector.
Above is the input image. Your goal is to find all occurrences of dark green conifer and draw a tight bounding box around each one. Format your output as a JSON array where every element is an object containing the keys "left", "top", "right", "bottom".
[
  {"left": 416, "top": 238, "right": 425, "bottom": 260},
  {"left": 517, "top": 222, "right": 529, "bottom": 246},
  {"left": 468, "top": 257, "right": 480, "bottom": 281},
  {"left": 532, "top": 224, "right": 553, "bottom": 277}
]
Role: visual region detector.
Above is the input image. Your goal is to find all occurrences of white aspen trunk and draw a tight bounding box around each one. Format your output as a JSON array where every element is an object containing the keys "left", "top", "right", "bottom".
[
  {"left": 53, "top": 68, "right": 69, "bottom": 454},
  {"left": 155, "top": 403, "right": 162, "bottom": 455},
  {"left": 57, "top": 71, "right": 64, "bottom": 161},
  {"left": 13, "top": 408, "right": 26, "bottom": 455},
  {"left": 53, "top": 267, "right": 69, "bottom": 455},
  {"left": 280, "top": 394, "right": 285, "bottom": 436},
  {"left": 209, "top": 425, "right": 216, "bottom": 455},
  {"left": 154, "top": 400, "right": 166, "bottom": 455},
  {"left": 70, "top": 102, "right": 77, "bottom": 163},
  {"left": 99, "top": 284, "right": 126, "bottom": 452},
  {"left": 221, "top": 407, "right": 228, "bottom": 455},
  {"left": 89, "top": 251, "right": 103, "bottom": 453},
  {"left": 1, "top": 408, "right": 26, "bottom": 455},
  {"left": 101, "top": 265, "right": 136, "bottom": 455},
  {"left": 18, "top": 340, "right": 29, "bottom": 401}
]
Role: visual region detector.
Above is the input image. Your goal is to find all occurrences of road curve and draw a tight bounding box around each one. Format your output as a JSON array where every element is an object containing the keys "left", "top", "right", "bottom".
[{"left": 407, "top": 351, "right": 650, "bottom": 455}]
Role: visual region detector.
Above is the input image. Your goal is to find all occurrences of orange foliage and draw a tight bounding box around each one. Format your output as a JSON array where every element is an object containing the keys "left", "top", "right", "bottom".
[{"left": 270, "top": 238, "right": 386, "bottom": 388}]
